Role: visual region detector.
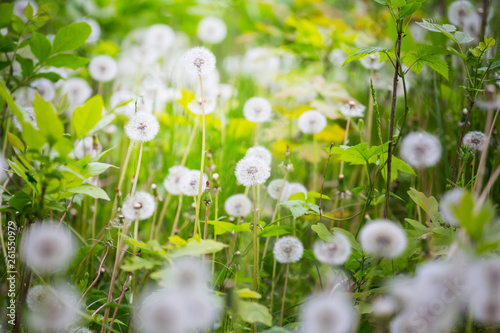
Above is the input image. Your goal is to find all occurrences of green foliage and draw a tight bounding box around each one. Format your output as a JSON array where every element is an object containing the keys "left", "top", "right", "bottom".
[
  {"left": 402, "top": 45, "right": 449, "bottom": 79},
  {"left": 51, "top": 22, "right": 92, "bottom": 54},
  {"left": 237, "top": 300, "right": 273, "bottom": 326},
  {"left": 72, "top": 95, "right": 104, "bottom": 139}
]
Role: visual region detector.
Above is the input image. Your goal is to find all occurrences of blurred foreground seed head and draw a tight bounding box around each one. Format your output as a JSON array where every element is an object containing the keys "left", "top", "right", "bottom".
[
  {"left": 359, "top": 219, "right": 407, "bottom": 258},
  {"left": 314, "top": 233, "right": 352, "bottom": 266},
  {"left": 243, "top": 97, "right": 272, "bottom": 123},
  {"left": 298, "top": 110, "right": 327, "bottom": 134},
  {"left": 400, "top": 131, "right": 442, "bottom": 169},
  {"left": 197, "top": 17, "right": 227, "bottom": 44},
  {"left": 267, "top": 179, "right": 290, "bottom": 201},
  {"left": 179, "top": 170, "right": 208, "bottom": 196},
  {"left": 224, "top": 194, "right": 252, "bottom": 217}
]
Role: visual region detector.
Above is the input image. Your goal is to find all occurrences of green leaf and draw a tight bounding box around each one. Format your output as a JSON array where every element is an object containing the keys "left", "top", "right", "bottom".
[
  {"left": 407, "top": 188, "right": 442, "bottom": 225},
  {"left": 343, "top": 46, "right": 389, "bottom": 66},
  {"left": 72, "top": 95, "right": 103, "bottom": 139},
  {"left": 402, "top": 45, "right": 449, "bottom": 79},
  {"left": 390, "top": 0, "right": 406, "bottom": 8},
  {"left": 332, "top": 142, "right": 388, "bottom": 166},
  {"left": 0, "top": 3, "right": 14, "bottom": 28},
  {"left": 46, "top": 54, "right": 90, "bottom": 69},
  {"left": 207, "top": 220, "right": 251, "bottom": 236},
  {"left": 306, "top": 191, "right": 331, "bottom": 201},
  {"left": 454, "top": 31, "right": 474, "bottom": 44},
  {"left": 332, "top": 227, "right": 363, "bottom": 253},
  {"left": 30, "top": 33, "right": 51, "bottom": 63},
  {"left": 33, "top": 93, "right": 64, "bottom": 145},
  {"left": 453, "top": 192, "right": 494, "bottom": 241},
  {"left": 8, "top": 191, "right": 33, "bottom": 211},
  {"left": 262, "top": 328, "right": 289, "bottom": 333},
  {"left": 311, "top": 223, "right": 333, "bottom": 241},
  {"left": 405, "top": 218, "right": 427, "bottom": 236},
  {"left": 7, "top": 132, "right": 25, "bottom": 151},
  {"left": 24, "top": 3, "right": 33, "bottom": 21},
  {"left": 284, "top": 201, "right": 308, "bottom": 219},
  {"left": 381, "top": 156, "right": 416, "bottom": 182},
  {"left": 171, "top": 239, "right": 228, "bottom": 257},
  {"left": 121, "top": 257, "right": 163, "bottom": 272},
  {"left": 51, "top": 22, "right": 91, "bottom": 54},
  {"left": 424, "top": 56, "right": 449, "bottom": 80},
  {"left": 236, "top": 288, "right": 262, "bottom": 299},
  {"left": 67, "top": 184, "right": 110, "bottom": 200},
  {"left": 237, "top": 300, "right": 272, "bottom": 326},
  {"left": 86, "top": 162, "right": 116, "bottom": 176},
  {"left": 399, "top": 2, "right": 421, "bottom": 18},
  {"left": 32, "top": 72, "right": 62, "bottom": 82},
  {"left": 15, "top": 55, "right": 34, "bottom": 76},
  {"left": 259, "top": 225, "right": 292, "bottom": 237}
]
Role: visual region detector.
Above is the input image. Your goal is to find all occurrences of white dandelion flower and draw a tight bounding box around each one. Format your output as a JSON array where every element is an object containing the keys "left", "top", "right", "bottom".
[
  {"left": 284, "top": 182, "right": 308, "bottom": 201},
  {"left": 160, "top": 257, "right": 210, "bottom": 290},
  {"left": 245, "top": 145, "right": 272, "bottom": 166},
  {"left": 339, "top": 100, "right": 365, "bottom": 118},
  {"left": 469, "top": 291, "right": 500, "bottom": 325},
  {"left": 298, "top": 110, "right": 327, "bottom": 134},
  {"left": 22, "top": 223, "right": 75, "bottom": 273},
  {"left": 30, "top": 79, "right": 56, "bottom": 102},
  {"left": 440, "top": 188, "right": 465, "bottom": 226},
  {"left": 130, "top": 45, "right": 160, "bottom": 65},
  {"left": 73, "top": 136, "right": 102, "bottom": 160},
  {"left": 234, "top": 157, "right": 271, "bottom": 187},
  {"left": 187, "top": 95, "right": 217, "bottom": 115},
  {"left": 301, "top": 292, "right": 355, "bottom": 333},
  {"left": 360, "top": 53, "right": 385, "bottom": 70},
  {"left": 124, "top": 112, "right": 160, "bottom": 142},
  {"left": 179, "top": 170, "right": 208, "bottom": 197},
  {"left": 463, "top": 131, "right": 486, "bottom": 152},
  {"left": 400, "top": 132, "right": 442, "bottom": 168},
  {"left": 79, "top": 18, "right": 101, "bottom": 43},
  {"left": 224, "top": 194, "right": 252, "bottom": 217},
  {"left": 329, "top": 49, "right": 346, "bottom": 67},
  {"left": 145, "top": 24, "right": 175, "bottom": 50},
  {"left": 89, "top": 55, "right": 118, "bottom": 82},
  {"left": 62, "top": 78, "right": 92, "bottom": 106},
  {"left": 197, "top": 17, "right": 227, "bottom": 44},
  {"left": 26, "top": 284, "right": 79, "bottom": 332},
  {"left": 13, "top": 106, "right": 37, "bottom": 131},
  {"left": 371, "top": 296, "right": 397, "bottom": 318},
  {"left": 139, "top": 290, "right": 188, "bottom": 333},
  {"left": 183, "top": 47, "right": 216, "bottom": 77},
  {"left": 218, "top": 83, "right": 234, "bottom": 102},
  {"left": 243, "top": 97, "right": 272, "bottom": 123},
  {"left": 163, "top": 166, "right": 190, "bottom": 195},
  {"left": 466, "top": 259, "right": 500, "bottom": 325},
  {"left": 273, "top": 236, "right": 304, "bottom": 264},
  {"left": 314, "top": 233, "right": 352, "bottom": 265},
  {"left": 13, "top": 1, "right": 38, "bottom": 22},
  {"left": 122, "top": 191, "right": 156, "bottom": 221},
  {"left": 448, "top": 0, "right": 478, "bottom": 27},
  {"left": 183, "top": 292, "right": 222, "bottom": 331},
  {"left": 70, "top": 327, "right": 93, "bottom": 333},
  {"left": 267, "top": 179, "right": 289, "bottom": 201},
  {"left": 359, "top": 219, "right": 407, "bottom": 258}
]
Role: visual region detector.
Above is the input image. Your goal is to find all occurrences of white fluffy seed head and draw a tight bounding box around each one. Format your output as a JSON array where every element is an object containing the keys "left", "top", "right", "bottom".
[
  {"left": 89, "top": 55, "right": 118, "bottom": 82},
  {"left": 187, "top": 96, "right": 217, "bottom": 115},
  {"left": 122, "top": 191, "right": 156, "bottom": 221},
  {"left": 145, "top": 24, "right": 175, "bottom": 50},
  {"left": 183, "top": 47, "right": 216, "bottom": 76},
  {"left": 163, "top": 166, "right": 190, "bottom": 195},
  {"left": 400, "top": 131, "right": 442, "bottom": 168},
  {"left": 179, "top": 170, "right": 208, "bottom": 196},
  {"left": 360, "top": 53, "right": 384, "bottom": 70},
  {"left": 224, "top": 194, "right": 252, "bottom": 217},
  {"left": 267, "top": 179, "right": 289, "bottom": 201},
  {"left": 448, "top": 0, "right": 477, "bottom": 27},
  {"left": 359, "top": 219, "right": 407, "bottom": 258},
  {"left": 79, "top": 18, "right": 100, "bottom": 43},
  {"left": 62, "top": 78, "right": 92, "bottom": 106},
  {"left": 139, "top": 290, "right": 188, "bottom": 333},
  {"left": 440, "top": 188, "right": 465, "bottom": 226},
  {"left": 466, "top": 259, "right": 500, "bottom": 325},
  {"left": 284, "top": 182, "right": 308, "bottom": 201},
  {"left": 245, "top": 145, "right": 272, "bottom": 166},
  {"left": 235, "top": 157, "right": 271, "bottom": 187},
  {"left": 301, "top": 292, "right": 355, "bottom": 333},
  {"left": 243, "top": 97, "right": 272, "bottom": 123},
  {"left": 463, "top": 131, "right": 486, "bottom": 152},
  {"left": 22, "top": 223, "right": 75, "bottom": 273},
  {"left": 30, "top": 78, "right": 56, "bottom": 101},
  {"left": 339, "top": 101, "right": 365, "bottom": 118},
  {"left": 160, "top": 257, "right": 211, "bottom": 291},
  {"left": 273, "top": 236, "right": 304, "bottom": 263},
  {"left": 298, "top": 110, "right": 327, "bottom": 134},
  {"left": 314, "top": 233, "right": 352, "bottom": 265},
  {"left": 124, "top": 112, "right": 160, "bottom": 142},
  {"left": 197, "top": 17, "right": 227, "bottom": 44}
]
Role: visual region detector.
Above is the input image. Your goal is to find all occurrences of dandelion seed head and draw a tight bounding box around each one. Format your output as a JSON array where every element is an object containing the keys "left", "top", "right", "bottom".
[
  {"left": 273, "top": 236, "right": 304, "bottom": 263},
  {"left": 400, "top": 131, "right": 441, "bottom": 168},
  {"left": 371, "top": 296, "right": 397, "bottom": 318},
  {"left": 183, "top": 47, "right": 216, "bottom": 76},
  {"left": 122, "top": 191, "right": 156, "bottom": 221},
  {"left": 145, "top": 24, "right": 175, "bottom": 50},
  {"left": 284, "top": 182, "right": 308, "bottom": 201},
  {"left": 245, "top": 145, "right": 272, "bottom": 166},
  {"left": 360, "top": 53, "right": 384, "bottom": 70},
  {"left": 440, "top": 188, "right": 465, "bottom": 226},
  {"left": 339, "top": 100, "right": 365, "bottom": 118},
  {"left": 111, "top": 90, "right": 136, "bottom": 118},
  {"left": 182, "top": 292, "right": 222, "bottom": 331},
  {"left": 179, "top": 170, "right": 208, "bottom": 196},
  {"left": 89, "top": 55, "right": 118, "bottom": 82},
  {"left": 197, "top": 17, "right": 227, "bottom": 44},
  {"left": 163, "top": 166, "right": 190, "bottom": 195},
  {"left": 161, "top": 257, "right": 211, "bottom": 290},
  {"left": 301, "top": 292, "right": 355, "bottom": 333},
  {"left": 62, "top": 78, "right": 92, "bottom": 106},
  {"left": 448, "top": 0, "right": 477, "bottom": 27},
  {"left": 463, "top": 131, "right": 486, "bottom": 152},
  {"left": 314, "top": 233, "right": 352, "bottom": 265},
  {"left": 267, "top": 179, "right": 289, "bottom": 201},
  {"left": 243, "top": 97, "right": 272, "bottom": 123},
  {"left": 466, "top": 259, "right": 500, "bottom": 324},
  {"left": 298, "top": 110, "right": 327, "bottom": 134},
  {"left": 13, "top": 106, "right": 37, "bottom": 131},
  {"left": 30, "top": 78, "right": 56, "bottom": 102},
  {"left": 22, "top": 223, "right": 75, "bottom": 273},
  {"left": 187, "top": 95, "right": 217, "bottom": 115},
  {"left": 124, "top": 112, "right": 160, "bottom": 142},
  {"left": 359, "top": 219, "right": 407, "bottom": 258},
  {"left": 140, "top": 290, "right": 188, "bottom": 333},
  {"left": 224, "top": 194, "right": 252, "bottom": 217},
  {"left": 79, "top": 18, "right": 101, "bottom": 44},
  {"left": 235, "top": 157, "right": 271, "bottom": 187}
]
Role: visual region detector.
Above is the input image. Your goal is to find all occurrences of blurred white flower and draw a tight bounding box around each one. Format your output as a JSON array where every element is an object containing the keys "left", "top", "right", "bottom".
[
  {"left": 122, "top": 191, "right": 156, "bottom": 221},
  {"left": 22, "top": 223, "right": 75, "bottom": 273},
  {"left": 163, "top": 166, "right": 190, "bottom": 195},
  {"left": 284, "top": 182, "right": 308, "bottom": 201},
  {"left": 124, "top": 112, "right": 160, "bottom": 142},
  {"left": 79, "top": 18, "right": 101, "bottom": 43},
  {"left": 359, "top": 219, "right": 407, "bottom": 258},
  {"left": 145, "top": 24, "right": 175, "bottom": 51},
  {"left": 179, "top": 170, "right": 208, "bottom": 196},
  {"left": 0, "top": 154, "right": 8, "bottom": 182},
  {"left": 371, "top": 296, "right": 397, "bottom": 318},
  {"left": 89, "top": 55, "right": 118, "bottom": 82},
  {"left": 448, "top": 0, "right": 478, "bottom": 27},
  {"left": 466, "top": 259, "right": 500, "bottom": 325},
  {"left": 182, "top": 291, "right": 221, "bottom": 331},
  {"left": 439, "top": 188, "right": 465, "bottom": 226},
  {"left": 314, "top": 233, "right": 352, "bottom": 265},
  {"left": 245, "top": 145, "right": 272, "bottom": 166},
  {"left": 400, "top": 132, "right": 442, "bottom": 168},
  {"left": 267, "top": 179, "right": 289, "bottom": 201},
  {"left": 73, "top": 136, "right": 102, "bottom": 160},
  {"left": 243, "top": 97, "right": 272, "bottom": 123},
  {"left": 160, "top": 257, "right": 210, "bottom": 291},
  {"left": 235, "top": 157, "right": 271, "bottom": 186},
  {"left": 301, "top": 292, "right": 355, "bottom": 333},
  {"left": 274, "top": 236, "right": 304, "bottom": 263},
  {"left": 183, "top": 47, "right": 216, "bottom": 76},
  {"left": 360, "top": 53, "right": 384, "bottom": 70},
  {"left": 328, "top": 49, "right": 346, "bottom": 67},
  {"left": 463, "top": 131, "right": 486, "bottom": 152},
  {"left": 30, "top": 79, "right": 55, "bottom": 101},
  {"left": 298, "top": 110, "right": 327, "bottom": 134},
  {"left": 13, "top": 106, "right": 37, "bottom": 131},
  {"left": 111, "top": 90, "right": 135, "bottom": 118},
  {"left": 224, "top": 194, "right": 252, "bottom": 217},
  {"left": 62, "top": 78, "right": 92, "bottom": 107},
  {"left": 339, "top": 100, "right": 365, "bottom": 118},
  {"left": 187, "top": 96, "right": 217, "bottom": 115},
  {"left": 197, "top": 17, "right": 227, "bottom": 44},
  {"left": 139, "top": 290, "right": 188, "bottom": 333}
]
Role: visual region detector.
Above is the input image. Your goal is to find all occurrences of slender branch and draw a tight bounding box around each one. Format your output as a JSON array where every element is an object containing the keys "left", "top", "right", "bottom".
[
  {"left": 78, "top": 247, "right": 109, "bottom": 306},
  {"left": 451, "top": 99, "right": 475, "bottom": 183}
]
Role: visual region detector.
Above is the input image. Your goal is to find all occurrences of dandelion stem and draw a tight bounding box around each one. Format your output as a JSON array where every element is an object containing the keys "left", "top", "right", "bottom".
[
  {"left": 320, "top": 143, "right": 334, "bottom": 225},
  {"left": 195, "top": 74, "right": 206, "bottom": 236},
  {"left": 170, "top": 194, "right": 184, "bottom": 237},
  {"left": 252, "top": 185, "right": 259, "bottom": 291},
  {"left": 279, "top": 263, "right": 290, "bottom": 327},
  {"left": 451, "top": 99, "right": 475, "bottom": 183}
]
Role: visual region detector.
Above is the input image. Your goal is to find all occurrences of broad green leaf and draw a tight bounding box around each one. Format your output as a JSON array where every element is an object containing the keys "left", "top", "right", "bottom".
[
  {"left": 237, "top": 300, "right": 272, "bottom": 326},
  {"left": 454, "top": 31, "right": 474, "bottom": 44},
  {"left": 46, "top": 54, "right": 90, "bottom": 69},
  {"left": 259, "top": 225, "right": 292, "bottom": 237},
  {"left": 24, "top": 3, "right": 33, "bottom": 21},
  {"left": 86, "top": 162, "right": 116, "bottom": 176},
  {"left": 381, "top": 156, "right": 416, "bottom": 182},
  {"left": 402, "top": 45, "right": 449, "bottom": 79},
  {"left": 311, "top": 223, "right": 333, "bottom": 241},
  {"left": 121, "top": 257, "right": 163, "bottom": 272},
  {"left": 343, "top": 46, "right": 389, "bottom": 66},
  {"left": 207, "top": 220, "right": 251, "bottom": 236},
  {"left": 8, "top": 191, "right": 32, "bottom": 211},
  {"left": 416, "top": 19, "right": 456, "bottom": 34},
  {"left": 51, "top": 22, "right": 91, "bottom": 54},
  {"left": 72, "top": 95, "right": 103, "bottom": 139},
  {"left": 453, "top": 192, "right": 494, "bottom": 241},
  {"left": 33, "top": 93, "right": 64, "bottom": 145},
  {"left": 32, "top": 72, "right": 62, "bottom": 82},
  {"left": 171, "top": 239, "right": 228, "bottom": 257},
  {"left": 0, "top": 3, "right": 14, "bottom": 28},
  {"left": 284, "top": 200, "right": 308, "bottom": 219},
  {"left": 237, "top": 288, "right": 261, "bottom": 299},
  {"left": 307, "top": 191, "right": 331, "bottom": 201},
  {"left": 407, "top": 188, "right": 442, "bottom": 225},
  {"left": 390, "top": 0, "right": 406, "bottom": 8},
  {"left": 7, "top": 132, "right": 25, "bottom": 151},
  {"left": 15, "top": 55, "right": 34, "bottom": 76},
  {"left": 30, "top": 32, "right": 51, "bottom": 63},
  {"left": 67, "top": 184, "right": 110, "bottom": 200},
  {"left": 332, "top": 227, "right": 363, "bottom": 253},
  {"left": 332, "top": 142, "right": 389, "bottom": 166},
  {"left": 404, "top": 218, "right": 427, "bottom": 235},
  {"left": 399, "top": 2, "right": 421, "bottom": 18}
]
